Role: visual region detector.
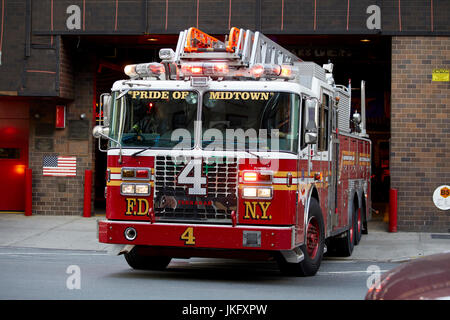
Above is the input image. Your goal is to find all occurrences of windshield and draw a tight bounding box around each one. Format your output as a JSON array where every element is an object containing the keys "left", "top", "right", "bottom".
[
  {"left": 202, "top": 91, "right": 300, "bottom": 153},
  {"left": 109, "top": 90, "right": 198, "bottom": 149},
  {"left": 109, "top": 90, "right": 300, "bottom": 153}
]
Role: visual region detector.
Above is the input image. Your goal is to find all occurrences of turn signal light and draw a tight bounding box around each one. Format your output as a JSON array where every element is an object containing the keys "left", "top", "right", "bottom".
[
  {"left": 242, "top": 171, "right": 273, "bottom": 183},
  {"left": 243, "top": 172, "right": 258, "bottom": 182},
  {"left": 121, "top": 168, "right": 151, "bottom": 180},
  {"left": 135, "top": 170, "right": 150, "bottom": 179}
]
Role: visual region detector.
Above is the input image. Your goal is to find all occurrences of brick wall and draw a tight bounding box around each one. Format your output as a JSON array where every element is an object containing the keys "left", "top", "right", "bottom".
[
  {"left": 29, "top": 53, "right": 95, "bottom": 216},
  {"left": 391, "top": 36, "right": 450, "bottom": 232}
]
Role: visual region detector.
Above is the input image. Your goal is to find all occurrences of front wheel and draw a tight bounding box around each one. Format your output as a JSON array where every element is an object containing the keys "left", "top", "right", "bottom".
[
  {"left": 278, "top": 198, "right": 325, "bottom": 277},
  {"left": 124, "top": 246, "right": 172, "bottom": 271}
]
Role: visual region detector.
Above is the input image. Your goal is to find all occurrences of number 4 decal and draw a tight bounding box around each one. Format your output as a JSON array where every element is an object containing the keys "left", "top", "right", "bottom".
[
  {"left": 177, "top": 158, "right": 207, "bottom": 196},
  {"left": 181, "top": 227, "right": 196, "bottom": 245}
]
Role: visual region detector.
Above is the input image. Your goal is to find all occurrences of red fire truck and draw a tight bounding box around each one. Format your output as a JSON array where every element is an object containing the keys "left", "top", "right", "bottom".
[{"left": 93, "top": 27, "right": 371, "bottom": 276}]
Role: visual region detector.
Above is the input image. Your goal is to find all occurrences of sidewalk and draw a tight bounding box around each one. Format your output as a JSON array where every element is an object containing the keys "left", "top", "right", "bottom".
[{"left": 0, "top": 213, "right": 448, "bottom": 262}]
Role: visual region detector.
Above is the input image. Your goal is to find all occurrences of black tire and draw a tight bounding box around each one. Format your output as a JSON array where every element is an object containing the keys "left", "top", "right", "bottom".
[
  {"left": 362, "top": 214, "right": 369, "bottom": 235},
  {"left": 335, "top": 210, "right": 354, "bottom": 257},
  {"left": 278, "top": 198, "right": 325, "bottom": 277},
  {"left": 354, "top": 206, "right": 362, "bottom": 245},
  {"left": 124, "top": 246, "right": 171, "bottom": 271}
]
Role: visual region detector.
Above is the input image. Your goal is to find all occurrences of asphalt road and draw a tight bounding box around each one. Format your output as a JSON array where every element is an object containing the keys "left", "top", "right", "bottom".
[{"left": 0, "top": 246, "right": 401, "bottom": 301}]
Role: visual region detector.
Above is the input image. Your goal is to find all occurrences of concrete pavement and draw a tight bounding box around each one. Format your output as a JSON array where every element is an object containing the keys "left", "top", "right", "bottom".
[{"left": 0, "top": 213, "right": 448, "bottom": 262}]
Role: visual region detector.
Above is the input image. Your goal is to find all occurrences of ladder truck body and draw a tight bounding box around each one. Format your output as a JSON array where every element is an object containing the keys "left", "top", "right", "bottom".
[{"left": 94, "top": 27, "right": 371, "bottom": 276}]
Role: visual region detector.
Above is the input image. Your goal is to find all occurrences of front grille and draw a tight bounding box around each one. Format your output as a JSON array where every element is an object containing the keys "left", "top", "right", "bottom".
[{"left": 154, "top": 155, "right": 238, "bottom": 223}]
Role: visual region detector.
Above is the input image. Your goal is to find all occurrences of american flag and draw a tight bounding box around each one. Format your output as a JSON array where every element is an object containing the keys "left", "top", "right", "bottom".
[{"left": 43, "top": 155, "right": 77, "bottom": 177}]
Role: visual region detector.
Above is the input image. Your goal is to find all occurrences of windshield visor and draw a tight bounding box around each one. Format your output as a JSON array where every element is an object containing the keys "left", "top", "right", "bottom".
[
  {"left": 110, "top": 90, "right": 198, "bottom": 149},
  {"left": 201, "top": 91, "right": 300, "bottom": 153}
]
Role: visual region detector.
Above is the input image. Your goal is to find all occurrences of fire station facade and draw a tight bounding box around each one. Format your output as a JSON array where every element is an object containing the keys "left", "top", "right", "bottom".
[{"left": 0, "top": 0, "right": 448, "bottom": 233}]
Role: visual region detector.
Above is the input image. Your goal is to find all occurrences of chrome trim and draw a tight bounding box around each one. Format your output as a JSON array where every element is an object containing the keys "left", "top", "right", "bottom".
[
  {"left": 242, "top": 230, "right": 261, "bottom": 247},
  {"left": 280, "top": 246, "right": 304, "bottom": 263},
  {"left": 124, "top": 227, "right": 137, "bottom": 241}
]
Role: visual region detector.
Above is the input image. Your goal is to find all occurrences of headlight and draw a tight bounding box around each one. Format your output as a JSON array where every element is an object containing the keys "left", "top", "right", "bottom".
[
  {"left": 120, "top": 183, "right": 150, "bottom": 196},
  {"left": 257, "top": 188, "right": 272, "bottom": 198},
  {"left": 243, "top": 187, "right": 257, "bottom": 198},
  {"left": 135, "top": 184, "right": 149, "bottom": 194},
  {"left": 121, "top": 184, "right": 135, "bottom": 194},
  {"left": 242, "top": 187, "right": 272, "bottom": 199}
]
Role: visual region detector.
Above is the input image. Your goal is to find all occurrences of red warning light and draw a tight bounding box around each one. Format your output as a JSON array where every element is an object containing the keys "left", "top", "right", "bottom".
[{"left": 147, "top": 102, "right": 154, "bottom": 113}]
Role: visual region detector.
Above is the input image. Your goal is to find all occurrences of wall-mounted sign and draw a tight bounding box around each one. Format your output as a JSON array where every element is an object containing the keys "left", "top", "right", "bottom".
[
  {"left": 432, "top": 185, "right": 450, "bottom": 211},
  {"left": 68, "top": 120, "right": 89, "bottom": 140},
  {"left": 432, "top": 69, "right": 449, "bottom": 82},
  {"left": 55, "top": 105, "right": 66, "bottom": 128}
]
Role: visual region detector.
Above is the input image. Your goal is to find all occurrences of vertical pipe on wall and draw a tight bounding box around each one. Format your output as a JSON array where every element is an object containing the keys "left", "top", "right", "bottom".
[
  {"left": 389, "top": 188, "right": 398, "bottom": 232},
  {"left": 25, "top": 0, "right": 31, "bottom": 56},
  {"left": 83, "top": 170, "right": 92, "bottom": 217},
  {"left": 25, "top": 169, "right": 32, "bottom": 216},
  {"left": 0, "top": 0, "right": 5, "bottom": 65}
]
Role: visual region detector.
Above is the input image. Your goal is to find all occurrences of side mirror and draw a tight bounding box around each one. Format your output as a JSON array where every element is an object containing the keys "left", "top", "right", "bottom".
[
  {"left": 305, "top": 132, "right": 317, "bottom": 144},
  {"left": 304, "top": 98, "right": 319, "bottom": 144},
  {"left": 100, "top": 93, "right": 112, "bottom": 127},
  {"left": 92, "top": 125, "right": 110, "bottom": 139},
  {"left": 352, "top": 111, "right": 361, "bottom": 133},
  {"left": 353, "top": 111, "right": 361, "bottom": 124},
  {"left": 305, "top": 99, "right": 318, "bottom": 131}
]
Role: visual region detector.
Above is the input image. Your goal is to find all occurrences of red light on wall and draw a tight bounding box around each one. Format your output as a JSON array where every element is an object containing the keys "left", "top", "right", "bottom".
[
  {"left": 55, "top": 105, "right": 66, "bottom": 129},
  {"left": 14, "top": 165, "right": 26, "bottom": 175}
]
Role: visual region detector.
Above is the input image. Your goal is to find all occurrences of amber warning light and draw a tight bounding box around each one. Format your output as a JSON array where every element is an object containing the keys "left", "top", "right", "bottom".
[
  {"left": 243, "top": 171, "right": 273, "bottom": 183},
  {"left": 124, "top": 63, "right": 165, "bottom": 78}
]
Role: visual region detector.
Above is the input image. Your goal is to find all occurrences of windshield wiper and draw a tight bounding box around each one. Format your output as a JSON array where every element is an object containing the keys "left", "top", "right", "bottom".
[
  {"left": 131, "top": 138, "right": 190, "bottom": 157},
  {"left": 131, "top": 147, "right": 151, "bottom": 157},
  {"left": 202, "top": 139, "right": 265, "bottom": 160}
]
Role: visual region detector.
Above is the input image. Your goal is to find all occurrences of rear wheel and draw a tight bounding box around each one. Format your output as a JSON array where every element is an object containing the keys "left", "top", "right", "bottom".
[
  {"left": 354, "top": 207, "right": 362, "bottom": 245},
  {"left": 325, "top": 206, "right": 355, "bottom": 257},
  {"left": 278, "top": 198, "right": 324, "bottom": 277},
  {"left": 124, "top": 246, "right": 172, "bottom": 271}
]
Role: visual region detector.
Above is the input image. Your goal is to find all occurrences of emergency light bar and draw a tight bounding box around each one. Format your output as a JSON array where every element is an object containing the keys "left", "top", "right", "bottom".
[
  {"left": 250, "top": 64, "right": 296, "bottom": 80},
  {"left": 124, "top": 60, "right": 296, "bottom": 81},
  {"left": 124, "top": 62, "right": 165, "bottom": 78},
  {"left": 180, "top": 62, "right": 230, "bottom": 77}
]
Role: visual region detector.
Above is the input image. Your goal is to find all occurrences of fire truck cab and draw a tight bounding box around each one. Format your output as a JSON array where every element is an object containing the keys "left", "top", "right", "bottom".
[{"left": 94, "top": 27, "right": 371, "bottom": 276}]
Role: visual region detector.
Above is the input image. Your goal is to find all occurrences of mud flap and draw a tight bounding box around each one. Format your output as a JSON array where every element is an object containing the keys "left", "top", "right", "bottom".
[{"left": 106, "top": 244, "right": 135, "bottom": 256}]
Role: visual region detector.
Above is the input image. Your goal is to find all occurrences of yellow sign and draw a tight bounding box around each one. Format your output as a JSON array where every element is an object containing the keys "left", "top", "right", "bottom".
[
  {"left": 180, "top": 227, "right": 196, "bottom": 245},
  {"left": 244, "top": 201, "right": 272, "bottom": 220},
  {"left": 432, "top": 69, "right": 449, "bottom": 82},
  {"left": 129, "top": 90, "right": 191, "bottom": 100},
  {"left": 208, "top": 91, "right": 273, "bottom": 100},
  {"left": 125, "top": 198, "right": 149, "bottom": 216},
  {"left": 441, "top": 187, "right": 450, "bottom": 198}
]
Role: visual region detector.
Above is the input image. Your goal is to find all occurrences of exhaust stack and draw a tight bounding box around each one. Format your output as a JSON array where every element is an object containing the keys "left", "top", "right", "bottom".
[{"left": 361, "top": 80, "right": 368, "bottom": 137}]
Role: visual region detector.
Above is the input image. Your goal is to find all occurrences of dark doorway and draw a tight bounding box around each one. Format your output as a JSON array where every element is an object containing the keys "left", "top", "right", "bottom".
[{"left": 0, "top": 101, "right": 29, "bottom": 212}]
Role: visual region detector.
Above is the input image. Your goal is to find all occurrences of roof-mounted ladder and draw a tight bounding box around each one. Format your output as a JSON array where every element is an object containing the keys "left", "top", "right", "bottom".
[{"left": 172, "top": 27, "right": 302, "bottom": 67}]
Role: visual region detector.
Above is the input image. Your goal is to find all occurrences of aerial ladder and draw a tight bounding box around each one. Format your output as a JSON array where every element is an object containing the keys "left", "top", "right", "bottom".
[{"left": 168, "top": 27, "right": 303, "bottom": 68}]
